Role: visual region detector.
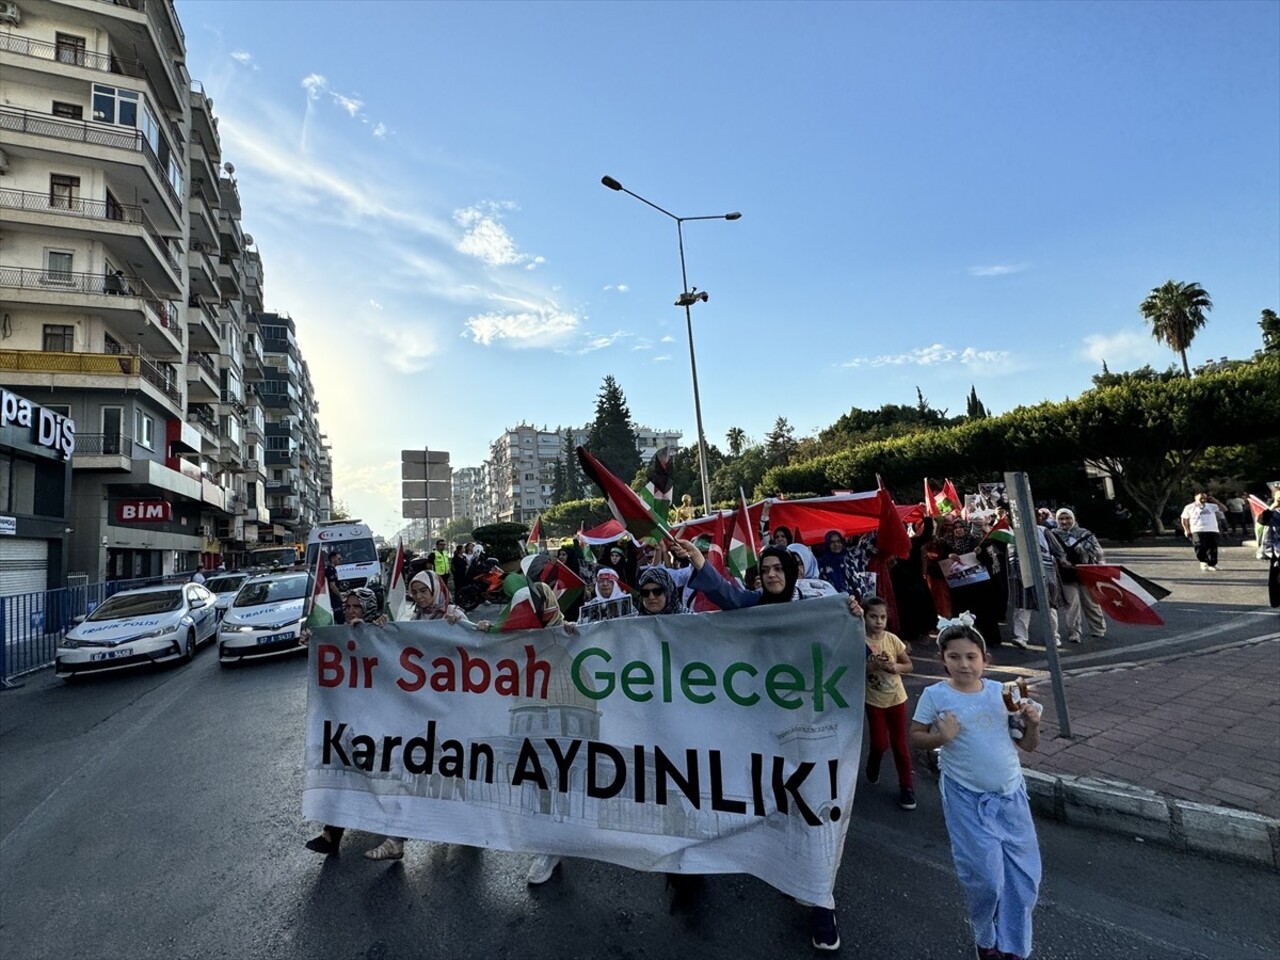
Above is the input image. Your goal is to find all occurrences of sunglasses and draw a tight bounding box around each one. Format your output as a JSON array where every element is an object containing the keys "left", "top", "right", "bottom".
[{"left": 639, "top": 587, "right": 666, "bottom": 597}]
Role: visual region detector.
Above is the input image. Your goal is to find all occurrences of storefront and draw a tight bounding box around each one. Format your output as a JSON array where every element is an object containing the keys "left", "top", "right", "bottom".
[{"left": 0, "top": 388, "right": 74, "bottom": 594}]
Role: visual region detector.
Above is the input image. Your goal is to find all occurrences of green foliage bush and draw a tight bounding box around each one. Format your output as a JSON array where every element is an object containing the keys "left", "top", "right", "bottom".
[{"left": 471, "top": 522, "right": 530, "bottom": 564}]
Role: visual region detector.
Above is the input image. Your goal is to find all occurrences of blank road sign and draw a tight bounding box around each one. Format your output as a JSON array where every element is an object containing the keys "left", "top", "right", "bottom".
[
  {"left": 401, "top": 450, "right": 450, "bottom": 464},
  {"left": 400, "top": 462, "right": 452, "bottom": 481},
  {"left": 402, "top": 500, "right": 453, "bottom": 519},
  {"left": 401, "top": 480, "right": 451, "bottom": 499}
]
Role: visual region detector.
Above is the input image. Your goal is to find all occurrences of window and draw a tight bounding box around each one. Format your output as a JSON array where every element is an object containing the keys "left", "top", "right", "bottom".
[
  {"left": 55, "top": 34, "right": 87, "bottom": 66},
  {"left": 104, "top": 334, "right": 122, "bottom": 355},
  {"left": 105, "top": 190, "right": 124, "bottom": 221},
  {"left": 45, "top": 251, "right": 74, "bottom": 283},
  {"left": 92, "top": 84, "right": 139, "bottom": 127},
  {"left": 50, "top": 174, "right": 81, "bottom": 210},
  {"left": 102, "top": 407, "right": 123, "bottom": 455},
  {"left": 42, "top": 324, "right": 74, "bottom": 352},
  {"left": 134, "top": 410, "right": 154, "bottom": 450},
  {"left": 52, "top": 101, "right": 83, "bottom": 120}
]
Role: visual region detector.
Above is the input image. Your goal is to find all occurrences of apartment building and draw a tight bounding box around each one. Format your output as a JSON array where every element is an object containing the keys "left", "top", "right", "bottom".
[
  {"left": 475, "top": 423, "right": 681, "bottom": 525},
  {"left": 451, "top": 464, "right": 491, "bottom": 528},
  {"left": 0, "top": 0, "right": 330, "bottom": 587}
]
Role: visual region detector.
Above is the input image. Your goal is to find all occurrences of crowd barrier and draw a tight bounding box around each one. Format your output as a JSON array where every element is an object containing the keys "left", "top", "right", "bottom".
[{"left": 0, "top": 576, "right": 171, "bottom": 685}]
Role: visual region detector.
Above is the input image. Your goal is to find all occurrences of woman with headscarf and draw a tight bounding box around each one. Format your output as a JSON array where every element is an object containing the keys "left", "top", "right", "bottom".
[
  {"left": 1009, "top": 521, "right": 1066, "bottom": 649},
  {"left": 931, "top": 516, "right": 1003, "bottom": 648},
  {"left": 358, "top": 573, "right": 468, "bottom": 862},
  {"left": 1050, "top": 508, "right": 1107, "bottom": 644},
  {"left": 304, "top": 588, "right": 389, "bottom": 857},
  {"left": 673, "top": 537, "right": 861, "bottom": 951},
  {"left": 890, "top": 515, "right": 937, "bottom": 644}
]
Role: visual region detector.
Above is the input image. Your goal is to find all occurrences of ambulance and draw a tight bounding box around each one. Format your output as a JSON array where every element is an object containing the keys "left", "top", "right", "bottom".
[{"left": 304, "top": 519, "right": 383, "bottom": 608}]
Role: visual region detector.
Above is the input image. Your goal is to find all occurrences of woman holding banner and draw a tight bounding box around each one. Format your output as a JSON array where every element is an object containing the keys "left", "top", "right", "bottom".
[{"left": 672, "top": 538, "right": 863, "bottom": 952}]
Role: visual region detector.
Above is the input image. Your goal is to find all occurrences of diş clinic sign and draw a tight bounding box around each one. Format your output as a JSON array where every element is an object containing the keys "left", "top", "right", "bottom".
[{"left": 0, "top": 388, "right": 76, "bottom": 459}]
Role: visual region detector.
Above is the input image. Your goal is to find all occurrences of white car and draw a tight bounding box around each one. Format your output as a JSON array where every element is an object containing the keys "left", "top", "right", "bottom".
[
  {"left": 56, "top": 583, "right": 219, "bottom": 679},
  {"left": 218, "top": 572, "right": 309, "bottom": 666},
  {"left": 202, "top": 573, "right": 250, "bottom": 621}
]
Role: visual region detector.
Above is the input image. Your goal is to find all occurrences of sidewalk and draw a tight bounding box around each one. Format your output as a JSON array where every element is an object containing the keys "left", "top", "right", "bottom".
[{"left": 1019, "top": 635, "right": 1280, "bottom": 867}]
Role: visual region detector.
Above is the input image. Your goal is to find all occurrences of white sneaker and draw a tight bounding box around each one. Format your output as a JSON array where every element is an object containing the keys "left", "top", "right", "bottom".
[
  {"left": 1010, "top": 636, "right": 1029, "bottom": 650},
  {"left": 526, "top": 854, "right": 560, "bottom": 885},
  {"left": 1206, "top": 566, "right": 1218, "bottom": 572},
  {"left": 1055, "top": 637, "right": 1062, "bottom": 647},
  {"left": 1199, "top": 561, "right": 1208, "bottom": 570}
]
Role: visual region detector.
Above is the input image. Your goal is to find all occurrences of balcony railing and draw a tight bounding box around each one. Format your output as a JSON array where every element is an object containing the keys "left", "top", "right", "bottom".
[
  {"left": 0, "top": 32, "right": 155, "bottom": 86},
  {"left": 0, "top": 107, "right": 182, "bottom": 214},
  {"left": 74, "top": 433, "right": 135, "bottom": 457},
  {"left": 0, "top": 347, "right": 182, "bottom": 406},
  {"left": 188, "top": 404, "right": 217, "bottom": 433},
  {"left": 0, "top": 266, "right": 182, "bottom": 345},
  {"left": 190, "top": 352, "right": 217, "bottom": 378}
]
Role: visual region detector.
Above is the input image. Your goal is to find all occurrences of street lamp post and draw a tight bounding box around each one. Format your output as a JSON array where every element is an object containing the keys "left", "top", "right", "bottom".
[{"left": 600, "top": 175, "right": 740, "bottom": 516}]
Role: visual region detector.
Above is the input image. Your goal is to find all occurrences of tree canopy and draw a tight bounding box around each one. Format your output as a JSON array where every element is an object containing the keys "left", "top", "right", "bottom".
[{"left": 1260, "top": 309, "right": 1279, "bottom": 354}]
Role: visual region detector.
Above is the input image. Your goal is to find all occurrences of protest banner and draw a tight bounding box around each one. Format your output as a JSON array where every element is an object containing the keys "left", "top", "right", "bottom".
[{"left": 303, "top": 595, "right": 865, "bottom": 906}]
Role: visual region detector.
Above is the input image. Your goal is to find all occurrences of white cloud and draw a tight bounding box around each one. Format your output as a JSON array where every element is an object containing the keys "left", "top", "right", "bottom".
[
  {"left": 372, "top": 122, "right": 387, "bottom": 139},
  {"left": 464, "top": 306, "right": 581, "bottom": 347},
  {"left": 525, "top": 256, "right": 546, "bottom": 271},
  {"left": 331, "top": 93, "right": 364, "bottom": 117},
  {"left": 369, "top": 318, "right": 438, "bottom": 373},
  {"left": 1081, "top": 329, "right": 1162, "bottom": 366},
  {"left": 659, "top": 335, "right": 676, "bottom": 343},
  {"left": 454, "top": 203, "right": 541, "bottom": 268},
  {"left": 840, "top": 343, "right": 1011, "bottom": 368},
  {"left": 969, "top": 264, "right": 1026, "bottom": 277},
  {"left": 230, "top": 50, "right": 257, "bottom": 69},
  {"left": 369, "top": 299, "right": 382, "bottom": 310},
  {"left": 603, "top": 283, "right": 630, "bottom": 293},
  {"left": 569, "top": 330, "right": 630, "bottom": 354},
  {"left": 301, "top": 73, "right": 327, "bottom": 100},
  {"left": 652, "top": 354, "right": 673, "bottom": 363}
]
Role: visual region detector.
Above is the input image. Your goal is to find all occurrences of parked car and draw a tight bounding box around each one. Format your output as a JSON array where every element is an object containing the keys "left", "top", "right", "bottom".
[
  {"left": 203, "top": 573, "right": 250, "bottom": 621},
  {"left": 218, "top": 572, "right": 309, "bottom": 667},
  {"left": 55, "top": 583, "right": 219, "bottom": 679}
]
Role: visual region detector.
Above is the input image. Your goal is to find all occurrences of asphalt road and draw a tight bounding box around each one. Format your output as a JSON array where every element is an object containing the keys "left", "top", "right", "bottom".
[{"left": 2, "top": 541, "right": 1277, "bottom": 960}]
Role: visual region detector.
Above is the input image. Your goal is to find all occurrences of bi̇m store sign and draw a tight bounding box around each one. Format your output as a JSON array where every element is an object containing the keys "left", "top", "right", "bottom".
[{"left": 0, "top": 388, "right": 76, "bottom": 460}]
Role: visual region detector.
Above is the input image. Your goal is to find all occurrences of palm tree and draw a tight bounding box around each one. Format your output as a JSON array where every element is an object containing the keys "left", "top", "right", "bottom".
[
  {"left": 1138, "top": 280, "right": 1213, "bottom": 376},
  {"left": 725, "top": 426, "right": 746, "bottom": 457}
]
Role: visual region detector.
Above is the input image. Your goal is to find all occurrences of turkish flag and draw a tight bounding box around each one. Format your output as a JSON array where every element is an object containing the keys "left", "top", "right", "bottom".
[{"left": 1075, "top": 565, "right": 1170, "bottom": 625}]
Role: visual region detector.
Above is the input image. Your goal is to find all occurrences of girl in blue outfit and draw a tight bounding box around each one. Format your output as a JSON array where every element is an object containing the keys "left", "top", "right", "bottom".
[{"left": 908, "top": 614, "right": 1044, "bottom": 960}]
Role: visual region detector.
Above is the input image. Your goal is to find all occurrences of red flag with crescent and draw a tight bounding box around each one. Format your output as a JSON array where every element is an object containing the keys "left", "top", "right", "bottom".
[{"left": 1074, "top": 565, "right": 1170, "bottom": 625}]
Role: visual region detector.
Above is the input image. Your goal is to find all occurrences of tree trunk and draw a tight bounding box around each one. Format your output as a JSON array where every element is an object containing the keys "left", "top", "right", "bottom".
[{"left": 1180, "top": 349, "right": 1191, "bottom": 378}]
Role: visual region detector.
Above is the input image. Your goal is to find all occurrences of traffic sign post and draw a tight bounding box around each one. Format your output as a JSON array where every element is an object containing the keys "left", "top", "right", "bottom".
[{"left": 400, "top": 450, "right": 452, "bottom": 535}]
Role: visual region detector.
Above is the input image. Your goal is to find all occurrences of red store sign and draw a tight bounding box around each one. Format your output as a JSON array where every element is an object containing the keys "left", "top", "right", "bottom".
[{"left": 116, "top": 500, "right": 172, "bottom": 522}]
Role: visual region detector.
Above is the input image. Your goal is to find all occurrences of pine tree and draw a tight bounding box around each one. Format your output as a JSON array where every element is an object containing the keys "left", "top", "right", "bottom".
[
  {"left": 553, "top": 431, "right": 585, "bottom": 502},
  {"left": 585, "top": 376, "right": 641, "bottom": 484},
  {"left": 1260, "top": 309, "right": 1280, "bottom": 354},
  {"left": 966, "top": 385, "right": 989, "bottom": 419},
  {"left": 764, "top": 416, "right": 797, "bottom": 467}
]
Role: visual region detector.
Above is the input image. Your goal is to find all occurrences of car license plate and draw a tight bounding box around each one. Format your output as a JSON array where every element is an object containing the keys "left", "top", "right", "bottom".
[
  {"left": 89, "top": 648, "right": 133, "bottom": 662},
  {"left": 257, "top": 631, "right": 293, "bottom": 645}
]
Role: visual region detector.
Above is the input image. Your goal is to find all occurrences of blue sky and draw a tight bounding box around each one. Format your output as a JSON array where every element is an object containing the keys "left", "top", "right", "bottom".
[{"left": 180, "top": 0, "right": 1280, "bottom": 538}]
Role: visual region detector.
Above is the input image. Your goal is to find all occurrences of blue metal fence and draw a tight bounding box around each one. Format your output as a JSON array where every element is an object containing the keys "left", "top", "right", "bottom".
[{"left": 0, "top": 576, "right": 171, "bottom": 684}]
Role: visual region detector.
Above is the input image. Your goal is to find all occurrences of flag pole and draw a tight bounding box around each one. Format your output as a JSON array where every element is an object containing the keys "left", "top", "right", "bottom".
[
  {"left": 1005, "top": 471, "right": 1071, "bottom": 737},
  {"left": 740, "top": 487, "right": 758, "bottom": 560}
]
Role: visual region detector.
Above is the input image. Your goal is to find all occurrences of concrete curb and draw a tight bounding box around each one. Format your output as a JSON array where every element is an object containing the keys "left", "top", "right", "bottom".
[{"left": 1024, "top": 769, "right": 1280, "bottom": 870}]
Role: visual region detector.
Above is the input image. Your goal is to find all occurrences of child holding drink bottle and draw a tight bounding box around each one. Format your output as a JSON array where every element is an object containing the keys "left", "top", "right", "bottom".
[{"left": 908, "top": 613, "right": 1044, "bottom": 960}]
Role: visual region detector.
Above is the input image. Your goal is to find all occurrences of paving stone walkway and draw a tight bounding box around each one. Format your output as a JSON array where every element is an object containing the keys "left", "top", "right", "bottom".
[{"left": 1022, "top": 636, "right": 1280, "bottom": 819}]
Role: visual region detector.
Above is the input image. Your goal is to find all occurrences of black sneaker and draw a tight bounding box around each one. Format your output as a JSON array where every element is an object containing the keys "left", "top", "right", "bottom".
[
  {"left": 810, "top": 907, "right": 840, "bottom": 951},
  {"left": 304, "top": 827, "right": 343, "bottom": 855},
  {"left": 865, "top": 754, "right": 881, "bottom": 785},
  {"left": 898, "top": 787, "right": 917, "bottom": 810}
]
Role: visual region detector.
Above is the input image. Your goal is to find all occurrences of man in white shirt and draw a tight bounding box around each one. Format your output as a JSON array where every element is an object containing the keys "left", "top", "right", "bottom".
[{"left": 1180, "top": 492, "right": 1226, "bottom": 571}]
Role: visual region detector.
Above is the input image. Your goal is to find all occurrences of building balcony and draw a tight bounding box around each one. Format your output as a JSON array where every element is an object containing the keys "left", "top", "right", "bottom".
[
  {"left": 189, "top": 190, "right": 218, "bottom": 247},
  {"left": 217, "top": 256, "right": 244, "bottom": 298},
  {"left": 260, "top": 392, "right": 301, "bottom": 414},
  {"left": 0, "top": 186, "right": 181, "bottom": 294},
  {"left": 79, "top": 0, "right": 186, "bottom": 113},
  {"left": 271, "top": 506, "right": 298, "bottom": 521},
  {"left": 265, "top": 449, "right": 300, "bottom": 468},
  {"left": 0, "top": 265, "right": 183, "bottom": 357},
  {"left": 72, "top": 432, "right": 135, "bottom": 472},
  {"left": 264, "top": 479, "right": 296, "bottom": 496},
  {"left": 186, "top": 295, "right": 220, "bottom": 350},
  {"left": 186, "top": 352, "right": 219, "bottom": 402},
  {"left": 0, "top": 107, "right": 183, "bottom": 226},
  {"left": 242, "top": 338, "right": 265, "bottom": 381},
  {"left": 190, "top": 83, "right": 222, "bottom": 159},
  {"left": 188, "top": 134, "right": 221, "bottom": 200},
  {"left": 0, "top": 346, "right": 183, "bottom": 413},
  {"left": 186, "top": 404, "right": 219, "bottom": 453}
]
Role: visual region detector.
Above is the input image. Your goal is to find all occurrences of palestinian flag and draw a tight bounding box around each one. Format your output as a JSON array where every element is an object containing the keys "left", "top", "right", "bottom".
[
  {"left": 703, "top": 510, "right": 731, "bottom": 579},
  {"left": 525, "top": 515, "right": 542, "bottom": 556},
  {"left": 577, "top": 445, "right": 672, "bottom": 545},
  {"left": 986, "top": 515, "right": 1016, "bottom": 545},
  {"left": 384, "top": 538, "right": 407, "bottom": 620},
  {"left": 488, "top": 585, "right": 556, "bottom": 633},
  {"left": 533, "top": 558, "right": 586, "bottom": 615},
  {"left": 1074, "top": 565, "right": 1171, "bottom": 626},
  {"left": 1248, "top": 494, "right": 1271, "bottom": 522},
  {"left": 576, "top": 524, "right": 596, "bottom": 564},
  {"left": 728, "top": 489, "right": 760, "bottom": 581},
  {"left": 924, "top": 478, "right": 962, "bottom": 517},
  {"left": 640, "top": 446, "right": 674, "bottom": 520},
  {"left": 305, "top": 550, "right": 334, "bottom": 628}
]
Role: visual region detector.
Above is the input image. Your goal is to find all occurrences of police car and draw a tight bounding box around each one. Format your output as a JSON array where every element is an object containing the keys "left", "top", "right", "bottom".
[
  {"left": 218, "top": 572, "right": 309, "bottom": 666},
  {"left": 203, "top": 573, "right": 250, "bottom": 622},
  {"left": 56, "top": 583, "right": 219, "bottom": 679}
]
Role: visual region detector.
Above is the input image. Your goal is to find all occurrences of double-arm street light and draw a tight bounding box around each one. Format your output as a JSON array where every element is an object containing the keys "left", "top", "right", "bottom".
[{"left": 600, "top": 175, "right": 740, "bottom": 516}]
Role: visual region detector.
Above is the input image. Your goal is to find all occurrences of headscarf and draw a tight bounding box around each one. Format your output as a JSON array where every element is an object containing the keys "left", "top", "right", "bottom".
[
  {"left": 410, "top": 570, "right": 451, "bottom": 620},
  {"left": 348, "top": 587, "right": 380, "bottom": 622},
  {"left": 636, "top": 566, "right": 684, "bottom": 616},
  {"left": 757, "top": 545, "right": 799, "bottom": 605},
  {"left": 787, "top": 543, "right": 819, "bottom": 578},
  {"left": 507, "top": 582, "right": 565, "bottom": 627},
  {"left": 1051, "top": 509, "right": 1104, "bottom": 564},
  {"left": 818, "top": 531, "right": 876, "bottom": 597},
  {"left": 940, "top": 517, "right": 979, "bottom": 553}
]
